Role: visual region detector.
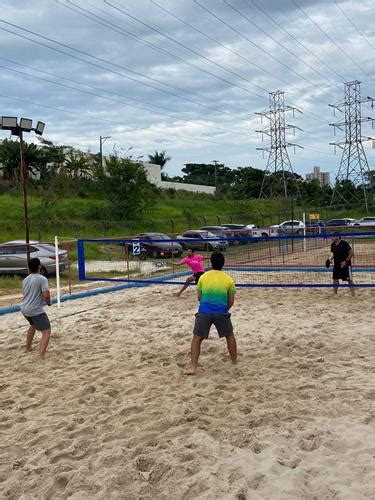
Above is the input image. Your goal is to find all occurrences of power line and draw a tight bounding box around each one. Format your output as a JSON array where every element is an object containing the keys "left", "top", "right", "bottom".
[
  {"left": 101, "top": 1, "right": 268, "bottom": 99},
  {"left": 246, "top": 0, "right": 347, "bottom": 83},
  {"left": 331, "top": 0, "right": 375, "bottom": 52},
  {"left": 149, "top": 0, "right": 293, "bottom": 90},
  {"left": 0, "top": 58, "right": 252, "bottom": 137},
  {"left": 59, "top": 0, "right": 265, "bottom": 99},
  {"left": 289, "top": 0, "right": 370, "bottom": 78},
  {"left": 222, "top": 0, "right": 338, "bottom": 97},
  {"left": 0, "top": 93, "right": 252, "bottom": 149},
  {"left": 0, "top": 20, "right": 238, "bottom": 118},
  {"left": 193, "top": 0, "right": 337, "bottom": 95}
]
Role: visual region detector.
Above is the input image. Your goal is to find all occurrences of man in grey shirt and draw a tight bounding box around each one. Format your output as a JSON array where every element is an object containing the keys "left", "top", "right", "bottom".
[{"left": 21, "top": 257, "right": 52, "bottom": 359}]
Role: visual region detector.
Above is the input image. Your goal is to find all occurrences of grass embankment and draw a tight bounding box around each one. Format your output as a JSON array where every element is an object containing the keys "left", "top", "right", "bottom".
[{"left": 0, "top": 191, "right": 288, "bottom": 242}]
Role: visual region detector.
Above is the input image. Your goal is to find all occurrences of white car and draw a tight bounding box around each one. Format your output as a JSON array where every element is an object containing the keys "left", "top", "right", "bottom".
[
  {"left": 246, "top": 225, "right": 279, "bottom": 238},
  {"left": 270, "top": 220, "right": 305, "bottom": 235},
  {"left": 356, "top": 217, "right": 375, "bottom": 227}
]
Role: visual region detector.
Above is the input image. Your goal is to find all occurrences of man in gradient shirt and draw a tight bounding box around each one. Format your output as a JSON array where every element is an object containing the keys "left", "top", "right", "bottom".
[{"left": 188, "top": 252, "right": 237, "bottom": 375}]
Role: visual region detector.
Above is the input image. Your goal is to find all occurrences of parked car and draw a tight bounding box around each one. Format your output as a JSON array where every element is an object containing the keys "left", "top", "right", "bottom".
[
  {"left": 246, "top": 224, "right": 279, "bottom": 238},
  {"left": 305, "top": 220, "right": 326, "bottom": 234},
  {"left": 220, "top": 224, "right": 253, "bottom": 243},
  {"left": 135, "top": 233, "right": 183, "bottom": 259},
  {"left": 0, "top": 240, "right": 68, "bottom": 276},
  {"left": 176, "top": 230, "right": 228, "bottom": 251},
  {"left": 199, "top": 225, "right": 241, "bottom": 245},
  {"left": 356, "top": 216, "right": 375, "bottom": 227},
  {"left": 326, "top": 218, "right": 360, "bottom": 227},
  {"left": 270, "top": 220, "right": 305, "bottom": 235}
]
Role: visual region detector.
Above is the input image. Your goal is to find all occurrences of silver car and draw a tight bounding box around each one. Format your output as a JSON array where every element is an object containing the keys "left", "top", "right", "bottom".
[{"left": 0, "top": 240, "right": 68, "bottom": 276}]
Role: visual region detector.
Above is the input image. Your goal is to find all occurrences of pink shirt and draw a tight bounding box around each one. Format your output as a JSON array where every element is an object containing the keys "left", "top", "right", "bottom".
[{"left": 182, "top": 255, "right": 205, "bottom": 274}]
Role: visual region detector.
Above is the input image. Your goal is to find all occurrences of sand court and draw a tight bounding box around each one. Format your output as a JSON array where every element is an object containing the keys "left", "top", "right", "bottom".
[{"left": 1, "top": 285, "right": 375, "bottom": 498}]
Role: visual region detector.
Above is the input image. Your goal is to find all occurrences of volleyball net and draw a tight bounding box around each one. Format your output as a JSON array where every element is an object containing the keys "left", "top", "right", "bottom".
[{"left": 77, "top": 231, "right": 375, "bottom": 288}]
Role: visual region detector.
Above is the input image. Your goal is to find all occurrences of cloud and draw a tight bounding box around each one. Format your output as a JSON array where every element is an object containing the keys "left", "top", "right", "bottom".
[{"left": 0, "top": 0, "right": 374, "bottom": 179}]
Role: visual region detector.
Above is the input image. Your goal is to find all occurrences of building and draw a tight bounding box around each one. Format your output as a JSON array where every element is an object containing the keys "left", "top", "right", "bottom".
[
  {"left": 305, "top": 166, "right": 330, "bottom": 187},
  {"left": 142, "top": 162, "right": 216, "bottom": 194}
]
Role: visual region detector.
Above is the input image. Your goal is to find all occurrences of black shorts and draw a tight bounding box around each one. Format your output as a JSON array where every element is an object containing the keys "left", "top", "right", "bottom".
[
  {"left": 193, "top": 313, "right": 233, "bottom": 339},
  {"left": 24, "top": 313, "right": 51, "bottom": 332},
  {"left": 332, "top": 265, "right": 352, "bottom": 281},
  {"left": 193, "top": 272, "right": 205, "bottom": 284}
]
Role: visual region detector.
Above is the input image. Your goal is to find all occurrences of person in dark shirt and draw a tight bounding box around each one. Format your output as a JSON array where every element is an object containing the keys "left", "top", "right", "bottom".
[{"left": 329, "top": 233, "right": 355, "bottom": 296}]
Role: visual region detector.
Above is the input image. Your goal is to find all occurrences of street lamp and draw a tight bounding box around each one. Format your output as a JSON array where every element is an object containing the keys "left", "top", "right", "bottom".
[{"left": 1, "top": 116, "right": 45, "bottom": 264}]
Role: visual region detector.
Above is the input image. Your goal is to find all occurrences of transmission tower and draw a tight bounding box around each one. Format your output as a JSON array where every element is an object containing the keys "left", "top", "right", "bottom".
[
  {"left": 329, "top": 80, "right": 375, "bottom": 211},
  {"left": 256, "top": 90, "right": 303, "bottom": 198}
]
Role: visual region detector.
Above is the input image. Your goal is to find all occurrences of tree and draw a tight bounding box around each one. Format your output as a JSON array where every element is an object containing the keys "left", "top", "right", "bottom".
[
  {"left": 94, "top": 155, "right": 157, "bottom": 219},
  {"left": 148, "top": 150, "right": 171, "bottom": 169},
  {"left": 0, "top": 138, "right": 45, "bottom": 183},
  {"left": 62, "top": 149, "right": 92, "bottom": 179}
]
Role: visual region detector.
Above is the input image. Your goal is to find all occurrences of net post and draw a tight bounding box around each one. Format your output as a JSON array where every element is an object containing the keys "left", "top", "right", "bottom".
[
  {"left": 303, "top": 212, "right": 306, "bottom": 253},
  {"left": 54, "top": 236, "right": 61, "bottom": 308},
  {"left": 77, "top": 239, "right": 86, "bottom": 280},
  {"left": 125, "top": 243, "right": 130, "bottom": 281}
]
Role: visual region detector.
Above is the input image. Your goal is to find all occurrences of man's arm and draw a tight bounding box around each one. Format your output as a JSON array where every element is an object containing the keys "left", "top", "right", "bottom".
[
  {"left": 197, "top": 290, "right": 202, "bottom": 301},
  {"left": 341, "top": 248, "right": 353, "bottom": 267},
  {"left": 42, "top": 290, "right": 52, "bottom": 306},
  {"left": 227, "top": 292, "right": 235, "bottom": 310}
]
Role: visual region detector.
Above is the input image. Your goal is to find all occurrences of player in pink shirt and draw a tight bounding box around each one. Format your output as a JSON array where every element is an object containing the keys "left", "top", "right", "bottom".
[{"left": 173, "top": 248, "right": 205, "bottom": 297}]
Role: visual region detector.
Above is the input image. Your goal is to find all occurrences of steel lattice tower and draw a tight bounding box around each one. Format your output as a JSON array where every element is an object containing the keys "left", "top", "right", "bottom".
[
  {"left": 256, "top": 90, "right": 303, "bottom": 198},
  {"left": 329, "top": 80, "right": 375, "bottom": 211}
]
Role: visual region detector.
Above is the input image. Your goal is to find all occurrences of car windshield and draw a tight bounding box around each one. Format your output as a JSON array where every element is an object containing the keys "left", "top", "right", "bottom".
[
  {"left": 205, "top": 232, "right": 218, "bottom": 238},
  {"left": 152, "top": 234, "right": 170, "bottom": 240}
]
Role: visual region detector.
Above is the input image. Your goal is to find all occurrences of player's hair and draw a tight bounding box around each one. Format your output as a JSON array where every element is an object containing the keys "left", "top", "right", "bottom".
[
  {"left": 211, "top": 252, "right": 224, "bottom": 270},
  {"left": 29, "top": 257, "right": 41, "bottom": 273},
  {"left": 187, "top": 248, "right": 195, "bottom": 253}
]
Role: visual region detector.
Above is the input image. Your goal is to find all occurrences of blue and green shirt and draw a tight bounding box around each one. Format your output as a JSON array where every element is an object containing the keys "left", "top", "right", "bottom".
[{"left": 197, "top": 270, "right": 236, "bottom": 314}]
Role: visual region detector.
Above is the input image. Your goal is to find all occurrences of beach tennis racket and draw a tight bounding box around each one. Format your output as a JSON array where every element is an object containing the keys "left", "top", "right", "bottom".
[{"left": 325, "top": 259, "right": 331, "bottom": 268}]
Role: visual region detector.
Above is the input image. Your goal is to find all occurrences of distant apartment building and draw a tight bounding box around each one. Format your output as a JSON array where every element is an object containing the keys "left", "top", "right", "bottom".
[{"left": 305, "top": 166, "right": 330, "bottom": 187}]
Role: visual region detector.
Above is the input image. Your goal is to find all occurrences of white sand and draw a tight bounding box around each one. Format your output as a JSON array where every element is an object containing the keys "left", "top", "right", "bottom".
[{"left": 1, "top": 285, "right": 375, "bottom": 499}]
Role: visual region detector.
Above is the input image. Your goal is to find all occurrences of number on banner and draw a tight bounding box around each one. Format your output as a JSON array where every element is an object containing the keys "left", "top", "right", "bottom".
[{"left": 132, "top": 242, "right": 141, "bottom": 255}]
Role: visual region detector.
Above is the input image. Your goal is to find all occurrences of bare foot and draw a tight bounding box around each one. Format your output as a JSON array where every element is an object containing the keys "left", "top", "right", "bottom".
[
  {"left": 39, "top": 354, "right": 46, "bottom": 360},
  {"left": 173, "top": 292, "right": 181, "bottom": 297},
  {"left": 25, "top": 347, "right": 33, "bottom": 352},
  {"left": 185, "top": 367, "right": 197, "bottom": 375}
]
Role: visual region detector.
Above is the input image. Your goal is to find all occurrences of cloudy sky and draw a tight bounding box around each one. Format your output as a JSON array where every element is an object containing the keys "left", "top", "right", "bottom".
[{"left": 0, "top": 0, "right": 374, "bottom": 180}]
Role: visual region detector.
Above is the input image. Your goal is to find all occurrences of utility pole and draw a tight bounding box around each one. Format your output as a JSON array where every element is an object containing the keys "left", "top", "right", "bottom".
[
  {"left": 99, "top": 135, "right": 111, "bottom": 168},
  {"left": 329, "top": 80, "right": 375, "bottom": 212},
  {"left": 256, "top": 90, "right": 303, "bottom": 198},
  {"left": 212, "top": 160, "right": 219, "bottom": 190}
]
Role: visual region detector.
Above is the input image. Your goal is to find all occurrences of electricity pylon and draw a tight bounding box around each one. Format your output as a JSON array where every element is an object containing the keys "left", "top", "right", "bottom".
[
  {"left": 256, "top": 90, "right": 303, "bottom": 198},
  {"left": 329, "top": 80, "right": 375, "bottom": 212}
]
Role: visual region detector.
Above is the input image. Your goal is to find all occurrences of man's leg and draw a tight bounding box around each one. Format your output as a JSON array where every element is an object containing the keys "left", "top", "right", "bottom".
[
  {"left": 226, "top": 334, "right": 237, "bottom": 363},
  {"left": 25, "top": 325, "right": 36, "bottom": 352},
  {"left": 174, "top": 276, "right": 194, "bottom": 297},
  {"left": 348, "top": 279, "right": 355, "bottom": 297},
  {"left": 39, "top": 329, "right": 51, "bottom": 359},
  {"left": 189, "top": 335, "right": 204, "bottom": 375},
  {"left": 333, "top": 279, "right": 339, "bottom": 294}
]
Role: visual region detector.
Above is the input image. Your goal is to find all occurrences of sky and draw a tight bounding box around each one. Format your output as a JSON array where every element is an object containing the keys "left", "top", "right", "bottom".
[{"left": 0, "top": 0, "right": 374, "bottom": 181}]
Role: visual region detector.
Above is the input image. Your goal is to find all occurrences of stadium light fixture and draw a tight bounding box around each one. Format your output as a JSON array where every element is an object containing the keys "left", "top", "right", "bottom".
[
  {"left": 35, "top": 121, "right": 45, "bottom": 136},
  {"left": 0, "top": 115, "right": 45, "bottom": 264},
  {"left": 20, "top": 118, "right": 33, "bottom": 132}
]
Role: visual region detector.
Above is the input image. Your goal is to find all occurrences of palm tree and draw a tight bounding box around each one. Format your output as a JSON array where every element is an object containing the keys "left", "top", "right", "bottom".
[
  {"left": 0, "top": 138, "right": 45, "bottom": 182},
  {"left": 148, "top": 150, "right": 171, "bottom": 170}
]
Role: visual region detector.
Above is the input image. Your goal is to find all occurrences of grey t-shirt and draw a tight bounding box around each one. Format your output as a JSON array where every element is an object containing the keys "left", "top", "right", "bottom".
[{"left": 21, "top": 273, "right": 49, "bottom": 317}]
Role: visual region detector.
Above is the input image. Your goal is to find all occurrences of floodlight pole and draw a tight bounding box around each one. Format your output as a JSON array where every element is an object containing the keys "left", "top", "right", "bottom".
[
  {"left": 19, "top": 129, "right": 31, "bottom": 264},
  {"left": 1, "top": 116, "right": 45, "bottom": 268}
]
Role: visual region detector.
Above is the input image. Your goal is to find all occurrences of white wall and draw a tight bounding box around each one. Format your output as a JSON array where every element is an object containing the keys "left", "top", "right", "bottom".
[{"left": 142, "top": 162, "right": 216, "bottom": 194}]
